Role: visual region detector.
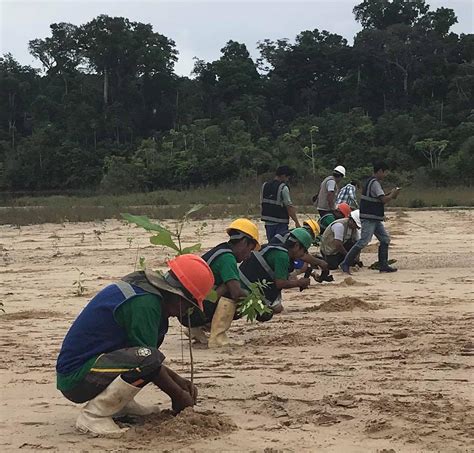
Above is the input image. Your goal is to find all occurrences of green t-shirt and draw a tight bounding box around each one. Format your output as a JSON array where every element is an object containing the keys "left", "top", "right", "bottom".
[
  {"left": 210, "top": 252, "right": 240, "bottom": 287},
  {"left": 57, "top": 293, "right": 163, "bottom": 392},
  {"left": 264, "top": 249, "right": 290, "bottom": 280}
]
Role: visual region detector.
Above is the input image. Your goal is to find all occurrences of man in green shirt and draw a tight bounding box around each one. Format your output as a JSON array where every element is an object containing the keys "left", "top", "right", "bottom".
[
  {"left": 184, "top": 218, "right": 260, "bottom": 348},
  {"left": 239, "top": 227, "right": 313, "bottom": 317},
  {"left": 56, "top": 254, "right": 214, "bottom": 437}
]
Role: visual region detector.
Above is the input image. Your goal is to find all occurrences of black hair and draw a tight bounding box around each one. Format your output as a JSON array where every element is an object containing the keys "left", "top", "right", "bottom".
[
  {"left": 276, "top": 165, "right": 293, "bottom": 177},
  {"left": 350, "top": 180, "right": 359, "bottom": 186},
  {"left": 333, "top": 171, "right": 343, "bottom": 178},
  {"left": 228, "top": 229, "right": 256, "bottom": 247},
  {"left": 373, "top": 161, "right": 389, "bottom": 172}
]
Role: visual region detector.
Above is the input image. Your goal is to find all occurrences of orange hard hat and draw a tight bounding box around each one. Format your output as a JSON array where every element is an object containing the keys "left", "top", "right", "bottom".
[
  {"left": 167, "top": 254, "right": 214, "bottom": 310},
  {"left": 337, "top": 202, "right": 351, "bottom": 218}
]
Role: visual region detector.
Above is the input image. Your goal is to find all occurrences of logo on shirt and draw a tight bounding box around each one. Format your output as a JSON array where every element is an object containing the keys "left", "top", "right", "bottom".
[{"left": 137, "top": 347, "right": 152, "bottom": 357}]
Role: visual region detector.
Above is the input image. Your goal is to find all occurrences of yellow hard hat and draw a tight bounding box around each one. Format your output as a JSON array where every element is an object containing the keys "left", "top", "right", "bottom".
[
  {"left": 227, "top": 218, "right": 260, "bottom": 250},
  {"left": 303, "top": 219, "right": 320, "bottom": 237}
]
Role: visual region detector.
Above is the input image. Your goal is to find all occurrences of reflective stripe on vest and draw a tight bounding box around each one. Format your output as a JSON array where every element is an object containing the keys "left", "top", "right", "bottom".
[
  {"left": 360, "top": 177, "right": 384, "bottom": 221},
  {"left": 114, "top": 281, "right": 138, "bottom": 299},
  {"left": 261, "top": 180, "right": 289, "bottom": 224},
  {"left": 239, "top": 245, "right": 288, "bottom": 306},
  {"left": 320, "top": 218, "right": 351, "bottom": 256},
  {"left": 203, "top": 246, "right": 233, "bottom": 266}
]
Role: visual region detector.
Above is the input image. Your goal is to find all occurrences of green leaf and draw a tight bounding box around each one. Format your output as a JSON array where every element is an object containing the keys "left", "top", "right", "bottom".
[
  {"left": 184, "top": 204, "right": 205, "bottom": 218},
  {"left": 150, "top": 233, "right": 180, "bottom": 252},
  {"left": 121, "top": 213, "right": 169, "bottom": 234},
  {"left": 180, "top": 243, "right": 202, "bottom": 255},
  {"left": 205, "top": 289, "right": 218, "bottom": 303},
  {"left": 237, "top": 280, "right": 272, "bottom": 322}
]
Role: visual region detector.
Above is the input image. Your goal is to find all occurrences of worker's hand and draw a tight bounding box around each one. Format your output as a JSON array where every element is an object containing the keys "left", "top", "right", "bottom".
[
  {"left": 171, "top": 373, "right": 198, "bottom": 403},
  {"left": 179, "top": 377, "right": 198, "bottom": 403},
  {"left": 171, "top": 389, "right": 195, "bottom": 413},
  {"left": 298, "top": 277, "right": 310, "bottom": 289},
  {"left": 392, "top": 187, "right": 401, "bottom": 199}
]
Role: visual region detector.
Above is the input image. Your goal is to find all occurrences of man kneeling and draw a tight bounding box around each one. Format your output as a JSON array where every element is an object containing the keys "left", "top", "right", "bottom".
[
  {"left": 56, "top": 255, "right": 214, "bottom": 437},
  {"left": 320, "top": 210, "right": 362, "bottom": 270}
]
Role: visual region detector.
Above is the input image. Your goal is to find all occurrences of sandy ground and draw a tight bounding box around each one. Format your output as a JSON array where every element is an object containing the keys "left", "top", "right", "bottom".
[{"left": 0, "top": 210, "right": 473, "bottom": 452}]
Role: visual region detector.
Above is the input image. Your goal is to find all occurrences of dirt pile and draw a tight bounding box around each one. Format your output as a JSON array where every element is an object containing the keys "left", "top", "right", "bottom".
[
  {"left": 337, "top": 276, "right": 369, "bottom": 287},
  {"left": 129, "top": 408, "right": 237, "bottom": 440},
  {"left": 316, "top": 297, "right": 378, "bottom": 312}
]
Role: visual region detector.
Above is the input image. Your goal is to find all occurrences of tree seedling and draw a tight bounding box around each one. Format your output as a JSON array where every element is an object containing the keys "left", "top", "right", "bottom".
[
  {"left": 73, "top": 268, "right": 87, "bottom": 296},
  {"left": 93, "top": 229, "right": 103, "bottom": 245},
  {"left": 121, "top": 204, "right": 205, "bottom": 255},
  {"left": 237, "top": 280, "right": 273, "bottom": 322}
]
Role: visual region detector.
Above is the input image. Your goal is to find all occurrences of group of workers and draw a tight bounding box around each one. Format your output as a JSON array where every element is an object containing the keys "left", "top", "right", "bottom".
[{"left": 56, "top": 160, "right": 400, "bottom": 436}]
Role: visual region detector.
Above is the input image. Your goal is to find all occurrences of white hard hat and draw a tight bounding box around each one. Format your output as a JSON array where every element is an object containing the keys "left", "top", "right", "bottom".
[
  {"left": 334, "top": 165, "right": 346, "bottom": 177},
  {"left": 350, "top": 209, "right": 361, "bottom": 228}
]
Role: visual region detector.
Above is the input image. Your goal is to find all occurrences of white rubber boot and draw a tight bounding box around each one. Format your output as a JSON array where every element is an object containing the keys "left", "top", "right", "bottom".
[
  {"left": 76, "top": 376, "right": 142, "bottom": 437},
  {"left": 208, "top": 297, "right": 236, "bottom": 348}
]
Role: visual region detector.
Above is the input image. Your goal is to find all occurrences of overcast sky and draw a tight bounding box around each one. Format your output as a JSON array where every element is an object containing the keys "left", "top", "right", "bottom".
[{"left": 1, "top": 0, "right": 472, "bottom": 76}]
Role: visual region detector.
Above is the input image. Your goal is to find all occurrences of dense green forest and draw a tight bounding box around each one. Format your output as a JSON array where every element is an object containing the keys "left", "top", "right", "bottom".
[{"left": 0, "top": 0, "right": 473, "bottom": 194}]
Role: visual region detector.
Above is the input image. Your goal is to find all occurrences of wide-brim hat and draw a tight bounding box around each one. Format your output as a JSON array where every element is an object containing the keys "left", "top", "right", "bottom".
[{"left": 144, "top": 268, "right": 200, "bottom": 310}]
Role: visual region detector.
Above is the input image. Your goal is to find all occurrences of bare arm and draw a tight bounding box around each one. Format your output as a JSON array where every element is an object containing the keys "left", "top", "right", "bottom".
[
  {"left": 301, "top": 253, "right": 328, "bottom": 271},
  {"left": 380, "top": 188, "right": 400, "bottom": 204},
  {"left": 224, "top": 279, "right": 247, "bottom": 301},
  {"left": 327, "top": 191, "right": 336, "bottom": 210},
  {"left": 333, "top": 239, "right": 348, "bottom": 256},
  {"left": 275, "top": 277, "right": 310, "bottom": 290},
  {"left": 153, "top": 365, "right": 195, "bottom": 412},
  {"left": 286, "top": 205, "right": 301, "bottom": 228}
]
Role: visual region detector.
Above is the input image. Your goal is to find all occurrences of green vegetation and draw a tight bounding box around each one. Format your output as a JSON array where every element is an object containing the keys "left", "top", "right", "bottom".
[
  {"left": 0, "top": 0, "right": 473, "bottom": 195},
  {"left": 0, "top": 184, "right": 472, "bottom": 225}
]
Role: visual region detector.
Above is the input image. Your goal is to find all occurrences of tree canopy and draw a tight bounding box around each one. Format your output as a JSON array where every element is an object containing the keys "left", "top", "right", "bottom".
[{"left": 1, "top": 0, "right": 472, "bottom": 193}]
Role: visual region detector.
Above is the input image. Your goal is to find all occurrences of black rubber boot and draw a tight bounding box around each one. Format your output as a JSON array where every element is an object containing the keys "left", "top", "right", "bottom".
[{"left": 378, "top": 243, "right": 397, "bottom": 272}]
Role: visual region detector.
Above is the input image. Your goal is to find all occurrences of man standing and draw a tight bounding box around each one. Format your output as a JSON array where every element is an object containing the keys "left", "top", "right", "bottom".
[
  {"left": 340, "top": 161, "right": 400, "bottom": 274},
  {"left": 321, "top": 210, "right": 362, "bottom": 270},
  {"left": 56, "top": 255, "right": 214, "bottom": 436},
  {"left": 316, "top": 165, "right": 346, "bottom": 217},
  {"left": 336, "top": 180, "right": 359, "bottom": 209},
  {"left": 261, "top": 166, "right": 300, "bottom": 241}
]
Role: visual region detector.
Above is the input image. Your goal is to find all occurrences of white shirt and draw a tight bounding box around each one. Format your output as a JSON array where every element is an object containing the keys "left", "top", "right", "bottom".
[{"left": 330, "top": 222, "right": 361, "bottom": 242}]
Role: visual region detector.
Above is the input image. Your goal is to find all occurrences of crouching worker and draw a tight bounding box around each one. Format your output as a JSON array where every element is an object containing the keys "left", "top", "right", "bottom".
[
  {"left": 56, "top": 255, "right": 214, "bottom": 437},
  {"left": 317, "top": 202, "right": 352, "bottom": 235},
  {"left": 184, "top": 218, "right": 260, "bottom": 348},
  {"left": 271, "top": 219, "right": 330, "bottom": 276},
  {"left": 320, "top": 210, "right": 362, "bottom": 270},
  {"left": 239, "top": 228, "right": 312, "bottom": 319}
]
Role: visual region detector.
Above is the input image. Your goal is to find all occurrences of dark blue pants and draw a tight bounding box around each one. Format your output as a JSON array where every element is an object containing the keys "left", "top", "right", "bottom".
[{"left": 265, "top": 223, "right": 289, "bottom": 241}]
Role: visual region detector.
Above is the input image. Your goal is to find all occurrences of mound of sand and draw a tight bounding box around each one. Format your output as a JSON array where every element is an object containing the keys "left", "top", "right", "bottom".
[
  {"left": 337, "top": 277, "right": 369, "bottom": 287},
  {"left": 128, "top": 408, "right": 237, "bottom": 440},
  {"left": 316, "top": 297, "right": 378, "bottom": 312}
]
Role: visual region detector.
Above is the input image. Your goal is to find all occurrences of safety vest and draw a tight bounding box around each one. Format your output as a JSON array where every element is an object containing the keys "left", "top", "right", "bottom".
[
  {"left": 239, "top": 244, "right": 289, "bottom": 307},
  {"left": 201, "top": 242, "right": 234, "bottom": 276},
  {"left": 320, "top": 218, "right": 357, "bottom": 256},
  {"left": 261, "top": 180, "right": 290, "bottom": 224},
  {"left": 360, "top": 177, "right": 384, "bottom": 220},
  {"left": 180, "top": 242, "right": 236, "bottom": 328},
  {"left": 56, "top": 274, "right": 168, "bottom": 375},
  {"left": 317, "top": 176, "right": 338, "bottom": 211}
]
